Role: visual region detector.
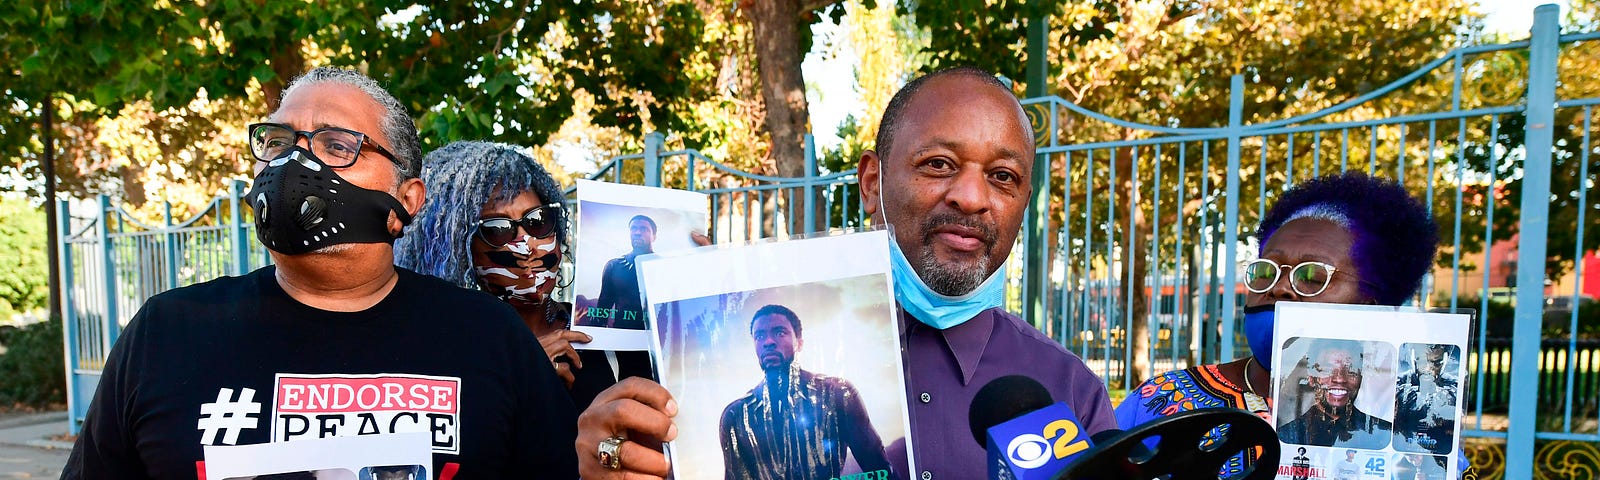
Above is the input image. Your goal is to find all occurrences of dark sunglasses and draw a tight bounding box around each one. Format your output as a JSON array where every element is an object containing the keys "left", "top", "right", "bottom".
[{"left": 476, "top": 203, "right": 563, "bottom": 247}]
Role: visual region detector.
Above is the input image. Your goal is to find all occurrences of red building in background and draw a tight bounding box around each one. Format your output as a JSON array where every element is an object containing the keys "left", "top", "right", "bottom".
[
  {"left": 1582, "top": 251, "right": 1600, "bottom": 299},
  {"left": 1436, "top": 234, "right": 1596, "bottom": 302}
]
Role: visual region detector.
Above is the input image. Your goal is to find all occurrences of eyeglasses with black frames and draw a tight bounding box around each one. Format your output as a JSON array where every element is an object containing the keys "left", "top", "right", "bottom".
[{"left": 248, "top": 122, "right": 401, "bottom": 169}]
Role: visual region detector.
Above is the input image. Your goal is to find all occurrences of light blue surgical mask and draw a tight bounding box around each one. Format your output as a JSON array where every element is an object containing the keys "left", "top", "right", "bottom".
[
  {"left": 876, "top": 161, "right": 1006, "bottom": 329},
  {"left": 888, "top": 236, "right": 1006, "bottom": 329}
]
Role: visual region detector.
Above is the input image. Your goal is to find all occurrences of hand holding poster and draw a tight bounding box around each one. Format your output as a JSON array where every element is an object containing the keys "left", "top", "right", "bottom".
[
  {"left": 1269, "top": 302, "right": 1471, "bottom": 480},
  {"left": 570, "top": 179, "right": 709, "bottom": 351},
  {"left": 637, "top": 231, "right": 913, "bottom": 480}
]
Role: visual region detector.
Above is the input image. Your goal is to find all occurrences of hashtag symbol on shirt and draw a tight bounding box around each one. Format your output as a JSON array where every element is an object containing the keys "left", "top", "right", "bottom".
[{"left": 197, "top": 387, "right": 261, "bottom": 446}]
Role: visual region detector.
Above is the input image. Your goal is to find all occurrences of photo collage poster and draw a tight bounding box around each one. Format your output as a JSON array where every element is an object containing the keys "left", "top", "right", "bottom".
[
  {"left": 1270, "top": 302, "right": 1472, "bottom": 480},
  {"left": 570, "top": 179, "right": 709, "bottom": 351},
  {"left": 637, "top": 230, "right": 913, "bottom": 480},
  {"left": 203, "top": 432, "right": 431, "bottom": 480}
]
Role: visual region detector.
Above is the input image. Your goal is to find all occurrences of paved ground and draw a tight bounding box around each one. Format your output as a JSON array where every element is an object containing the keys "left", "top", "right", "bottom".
[{"left": 0, "top": 412, "right": 72, "bottom": 479}]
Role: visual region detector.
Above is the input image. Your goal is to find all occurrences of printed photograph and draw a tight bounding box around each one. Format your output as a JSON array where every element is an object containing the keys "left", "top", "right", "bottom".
[
  {"left": 1329, "top": 448, "right": 1363, "bottom": 480},
  {"left": 573, "top": 201, "right": 705, "bottom": 328},
  {"left": 1393, "top": 344, "right": 1461, "bottom": 456},
  {"left": 1324, "top": 447, "right": 1392, "bottom": 480},
  {"left": 569, "top": 179, "right": 708, "bottom": 351},
  {"left": 1276, "top": 445, "right": 1326, "bottom": 480},
  {"left": 1390, "top": 453, "right": 1449, "bottom": 480},
  {"left": 651, "top": 273, "right": 908, "bottom": 480},
  {"left": 357, "top": 465, "right": 427, "bottom": 480},
  {"left": 225, "top": 470, "right": 356, "bottom": 480},
  {"left": 1276, "top": 337, "right": 1396, "bottom": 450}
]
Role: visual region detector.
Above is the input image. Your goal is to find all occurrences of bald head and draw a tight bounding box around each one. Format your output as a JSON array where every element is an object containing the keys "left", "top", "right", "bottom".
[
  {"left": 858, "top": 67, "right": 1035, "bottom": 296},
  {"left": 875, "top": 66, "right": 1032, "bottom": 161}
]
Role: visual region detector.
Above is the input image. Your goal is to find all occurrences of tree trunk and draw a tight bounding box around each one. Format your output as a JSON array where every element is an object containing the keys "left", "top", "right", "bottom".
[
  {"left": 746, "top": 0, "right": 815, "bottom": 235},
  {"left": 748, "top": 0, "right": 809, "bottom": 179},
  {"left": 762, "top": 191, "right": 781, "bottom": 238},
  {"left": 262, "top": 45, "right": 307, "bottom": 112},
  {"left": 1186, "top": 229, "right": 1203, "bottom": 367},
  {"left": 43, "top": 96, "right": 61, "bottom": 320},
  {"left": 1115, "top": 145, "right": 1152, "bottom": 388}
]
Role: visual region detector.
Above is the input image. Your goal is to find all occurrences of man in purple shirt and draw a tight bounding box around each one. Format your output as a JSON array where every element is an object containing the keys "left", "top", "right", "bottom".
[{"left": 574, "top": 66, "right": 1117, "bottom": 480}]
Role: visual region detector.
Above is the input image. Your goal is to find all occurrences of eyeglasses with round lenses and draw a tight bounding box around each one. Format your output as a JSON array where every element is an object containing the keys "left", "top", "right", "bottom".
[
  {"left": 248, "top": 122, "right": 400, "bottom": 168},
  {"left": 1242, "top": 258, "right": 1344, "bottom": 297},
  {"left": 476, "top": 203, "right": 563, "bottom": 248}
]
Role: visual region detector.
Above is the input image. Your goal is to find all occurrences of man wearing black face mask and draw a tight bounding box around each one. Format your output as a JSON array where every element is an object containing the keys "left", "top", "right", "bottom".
[{"left": 64, "top": 68, "right": 579, "bottom": 479}]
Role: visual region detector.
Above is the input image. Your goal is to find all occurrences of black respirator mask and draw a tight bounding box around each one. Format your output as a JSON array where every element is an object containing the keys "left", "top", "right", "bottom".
[{"left": 246, "top": 146, "right": 412, "bottom": 255}]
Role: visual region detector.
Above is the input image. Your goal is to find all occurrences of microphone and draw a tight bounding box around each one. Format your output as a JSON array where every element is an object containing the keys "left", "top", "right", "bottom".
[
  {"left": 968, "top": 376, "right": 1054, "bottom": 445},
  {"left": 967, "top": 376, "right": 1095, "bottom": 480}
]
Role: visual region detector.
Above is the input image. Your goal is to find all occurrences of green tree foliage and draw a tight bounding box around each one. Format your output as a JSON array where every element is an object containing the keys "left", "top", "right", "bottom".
[
  {"left": 0, "top": 1, "right": 718, "bottom": 202},
  {"left": 348, "top": 1, "right": 713, "bottom": 152},
  {"left": 1452, "top": 1, "right": 1600, "bottom": 280},
  {"left": 0, "top": 197, "right": 48, "bottom": 319},
  {"left": 0, "top": 316, "right": 65, "bottom": 408},
  {"left": 902, "top": 0, "right": 1116, "bottom": 89},
  {"left": 0, "top": 194, "right": 56, "bottom": 408},
  {"left": 817, "top": 0, "right": 928, "bottom": 228}
]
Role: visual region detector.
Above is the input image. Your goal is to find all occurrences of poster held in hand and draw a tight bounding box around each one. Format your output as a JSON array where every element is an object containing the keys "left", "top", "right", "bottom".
[
  {"left": 570, "top": 179, "right": 708, "bottom": 351},
  {"left": 638, "top": 231, "right": 914, "bottom": 480},
  {"left": 203, "top": 432, "right": 431, "bottom": 480},
  {"left": 1268, "top": 301, "right": 1471, "bottom": 480}
]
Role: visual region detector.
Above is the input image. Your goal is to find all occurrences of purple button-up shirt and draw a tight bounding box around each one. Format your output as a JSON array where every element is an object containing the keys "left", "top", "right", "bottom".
[{"left": 888, "top": 307, "right": 1116, "bottom": 480}]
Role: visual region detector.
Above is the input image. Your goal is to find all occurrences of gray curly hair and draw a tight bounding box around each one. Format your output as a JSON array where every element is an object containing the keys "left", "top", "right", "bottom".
[
  {"left": 394, "top": 141, "right": 569, "bottom": 289},
  {"left": 280, "top": 67, "right": 422, "bottom": 179}
]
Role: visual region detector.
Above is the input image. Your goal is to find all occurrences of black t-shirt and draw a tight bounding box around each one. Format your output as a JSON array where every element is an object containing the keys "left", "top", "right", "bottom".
[{"left": 62, "top": 266, "right": 579, "bottom": 479}]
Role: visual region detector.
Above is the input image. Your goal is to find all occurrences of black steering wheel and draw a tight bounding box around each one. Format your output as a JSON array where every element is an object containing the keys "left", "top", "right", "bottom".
[{"left": 1054, "top": 408, "right": 1280, "bottom": 480}]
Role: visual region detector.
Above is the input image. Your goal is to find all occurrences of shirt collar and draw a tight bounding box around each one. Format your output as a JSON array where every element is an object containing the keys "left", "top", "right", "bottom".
[{"left": 901, "top": 307, "right": 997, "bottom": 386}]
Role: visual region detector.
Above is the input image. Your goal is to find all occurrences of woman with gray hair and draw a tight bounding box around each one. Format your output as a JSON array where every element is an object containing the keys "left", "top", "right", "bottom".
[{"left": 397, "top": 141, "right": 638, "bottom": 410}]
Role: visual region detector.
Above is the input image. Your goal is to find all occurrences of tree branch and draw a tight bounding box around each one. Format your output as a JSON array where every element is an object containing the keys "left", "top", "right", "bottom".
[
  {"left": 1154, "top": 4, "right": 1204, "bottom": 31},
  {"left": 492, "top": 0, "right": 536, "bottom": 54},
  {"left": 801, "top": 0, "right": 836, "bottom": 14}
]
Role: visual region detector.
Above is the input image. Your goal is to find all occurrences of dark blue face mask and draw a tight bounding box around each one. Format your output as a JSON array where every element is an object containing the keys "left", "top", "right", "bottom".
[{"left": 1243, "top": 304, "right": 1275, "bottom": 365}]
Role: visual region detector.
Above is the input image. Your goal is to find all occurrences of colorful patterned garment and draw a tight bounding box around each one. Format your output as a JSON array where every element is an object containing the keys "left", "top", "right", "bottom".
[{"left": 1114, "top": 364, "right": 1273, "bottom": 479}]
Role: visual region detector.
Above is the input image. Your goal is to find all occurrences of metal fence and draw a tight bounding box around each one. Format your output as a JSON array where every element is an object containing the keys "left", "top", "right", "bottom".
[
  {"left": 573, "top": 132, "right": 867, "bottom": 241},
  {"left": 1022, "top": 5, "right": 1596, "bottom": 477},
  {"left": 57, "top": 5, "right": 1593, "bottom": 476},
  {"left": 58, "top": 181, "right": 273, "bottom": 432}
]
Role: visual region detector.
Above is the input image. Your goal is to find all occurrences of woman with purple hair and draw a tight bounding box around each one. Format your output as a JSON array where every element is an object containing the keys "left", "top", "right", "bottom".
[{"left": 1114, "top": 172, "right": 1442, "bottom": 478}]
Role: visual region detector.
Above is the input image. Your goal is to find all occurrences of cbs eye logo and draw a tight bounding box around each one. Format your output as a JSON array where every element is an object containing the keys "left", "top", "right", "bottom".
[{"left": 1005, "top": 419, "right": 1090, "bottom": 469}]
